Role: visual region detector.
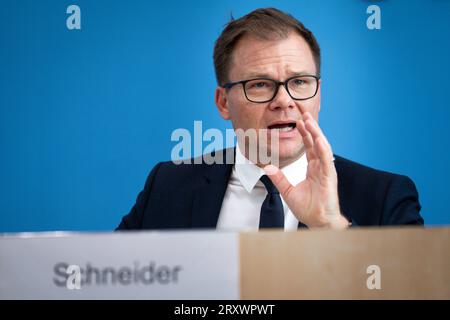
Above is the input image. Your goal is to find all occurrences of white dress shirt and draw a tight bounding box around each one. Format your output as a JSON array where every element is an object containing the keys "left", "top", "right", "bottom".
[{"left": 216, "top": 144, "right": 308, "bottom": 231}]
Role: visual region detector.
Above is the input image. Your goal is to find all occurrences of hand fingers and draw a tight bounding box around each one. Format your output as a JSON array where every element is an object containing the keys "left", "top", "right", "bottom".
[
  {"left": 303, "top": 113, "right": 332, "bottom": 153},
  {"left": 304, "top": 119, "right": 333, "bottom": 158},
  {"left": 302, "top": 113, "right": 335, "bottom": 176},
  {"left": 314, "top": 136, "right": 334, "bottom": 177},
  {"left": 303, "top": 113, "right": 330, "bottom": 146},
  {"left": 296, "top": 119, "right": 317, "bottom": 161},
  {"left": 263, "top": 165, "right": 294, "bottom": 199}
]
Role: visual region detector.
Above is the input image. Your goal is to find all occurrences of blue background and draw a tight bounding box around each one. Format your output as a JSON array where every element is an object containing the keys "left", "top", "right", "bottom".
[{"left": 1, "top": 0, "right": 449, "bottom": 232}]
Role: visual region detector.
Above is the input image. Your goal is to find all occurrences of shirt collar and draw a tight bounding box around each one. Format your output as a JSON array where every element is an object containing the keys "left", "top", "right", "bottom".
[{"left": 234, "top": 144, "right": 307, "bottom": 193}]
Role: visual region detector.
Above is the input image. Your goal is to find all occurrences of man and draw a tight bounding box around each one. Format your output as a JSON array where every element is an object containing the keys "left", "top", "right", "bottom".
[{"left": 117, "top": 8, "right": 423, "bottom": 231}]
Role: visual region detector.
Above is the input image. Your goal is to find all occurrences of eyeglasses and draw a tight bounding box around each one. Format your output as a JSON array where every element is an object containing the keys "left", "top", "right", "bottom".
[{"left": 222, "top": 75, "right": 320, "bottom": 103}]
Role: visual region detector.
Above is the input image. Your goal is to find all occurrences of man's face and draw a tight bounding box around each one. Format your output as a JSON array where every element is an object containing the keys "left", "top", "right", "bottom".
[{"left": 215, "top": 32, "right": 321, "bottom": 167}]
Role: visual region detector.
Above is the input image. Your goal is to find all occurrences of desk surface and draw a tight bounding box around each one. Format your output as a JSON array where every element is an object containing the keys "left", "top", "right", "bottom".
[{"left": 1, "top": 227, "right": 449, "bottom": 299}]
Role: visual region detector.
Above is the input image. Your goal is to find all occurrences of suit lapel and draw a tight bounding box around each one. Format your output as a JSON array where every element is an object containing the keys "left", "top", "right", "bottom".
[{"left": 191, "top": 148, "right": 234, "bottom": 228}]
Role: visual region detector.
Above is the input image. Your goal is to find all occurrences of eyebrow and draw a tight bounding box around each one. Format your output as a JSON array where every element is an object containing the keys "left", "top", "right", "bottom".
[{"left": 242, "top": 70, "right": 314, "bottom": 79}]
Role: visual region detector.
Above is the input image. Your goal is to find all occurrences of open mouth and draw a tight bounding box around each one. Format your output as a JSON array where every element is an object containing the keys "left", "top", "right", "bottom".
[{"left": 267, "top": 122, "right": 296, "bottom": 132}]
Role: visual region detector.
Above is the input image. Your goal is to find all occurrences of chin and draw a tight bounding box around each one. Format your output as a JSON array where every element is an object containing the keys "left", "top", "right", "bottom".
[{"left": 269, "top": 140, "right": 304, "bottom": 167}]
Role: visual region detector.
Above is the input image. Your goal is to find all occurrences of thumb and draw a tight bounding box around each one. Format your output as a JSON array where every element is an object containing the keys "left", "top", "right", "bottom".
[{"left": 263, "top": 165, "right": 294, "bottom": 198}]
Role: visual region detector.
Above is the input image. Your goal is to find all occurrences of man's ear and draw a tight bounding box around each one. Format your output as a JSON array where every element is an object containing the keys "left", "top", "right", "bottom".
[{"left": 215, "top": 86, "right": 231, "bottom": 120}]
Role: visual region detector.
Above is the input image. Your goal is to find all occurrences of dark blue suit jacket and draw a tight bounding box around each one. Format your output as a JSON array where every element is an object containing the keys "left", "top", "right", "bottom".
[{"left": 117, "top": 149, "right": 424, "bottom": 230}]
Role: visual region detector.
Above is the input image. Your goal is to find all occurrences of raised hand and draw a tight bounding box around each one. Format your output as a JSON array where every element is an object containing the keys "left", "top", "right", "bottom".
[{"left": 264, "top": 112, "right": 349, "bottom": 229}]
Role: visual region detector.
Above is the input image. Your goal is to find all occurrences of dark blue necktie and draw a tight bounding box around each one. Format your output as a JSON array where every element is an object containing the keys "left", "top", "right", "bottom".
[{"left": 259, "top": 175, "right": 284, "bottom": 228}]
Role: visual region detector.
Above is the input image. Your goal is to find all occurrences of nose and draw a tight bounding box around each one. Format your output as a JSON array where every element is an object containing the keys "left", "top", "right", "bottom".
[{"left": 267, "top": 83, "right": 295, "bottom": 111}]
